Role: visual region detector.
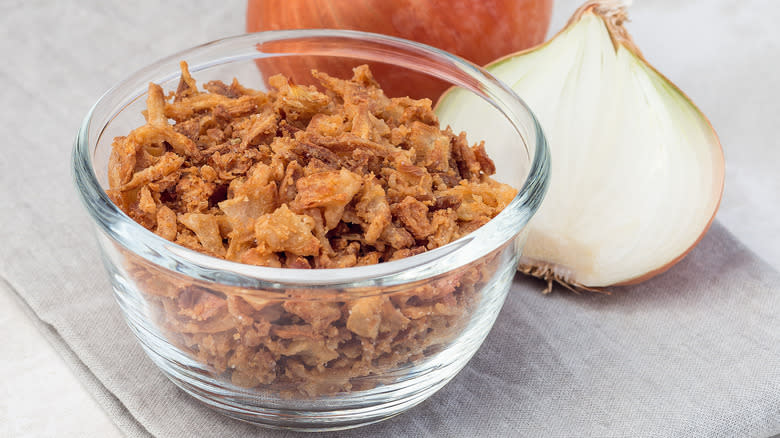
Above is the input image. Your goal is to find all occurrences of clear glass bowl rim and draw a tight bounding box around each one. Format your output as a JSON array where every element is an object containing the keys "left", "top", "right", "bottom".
[{"left": 72, "top": 29, "right": 550, "bottom": 290}]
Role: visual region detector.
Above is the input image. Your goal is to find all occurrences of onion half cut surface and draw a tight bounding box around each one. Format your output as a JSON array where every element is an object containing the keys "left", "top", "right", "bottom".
[{"left": 436, "top": 1, "right": 724, "bottom": 290}]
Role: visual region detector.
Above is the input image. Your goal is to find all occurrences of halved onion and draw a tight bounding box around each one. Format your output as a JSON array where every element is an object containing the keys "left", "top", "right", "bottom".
[{"left": 436, "top": 0, "right": 725, "bottom": 290}]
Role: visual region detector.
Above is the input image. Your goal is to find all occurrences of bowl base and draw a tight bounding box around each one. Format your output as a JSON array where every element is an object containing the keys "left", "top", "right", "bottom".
[{"left": 141, "top": 338, "right": 464, "bottom": 431}]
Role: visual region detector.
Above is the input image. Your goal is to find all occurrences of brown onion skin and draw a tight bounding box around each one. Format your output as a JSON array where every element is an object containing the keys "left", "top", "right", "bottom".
[{"left": 246, "top": 0, "right": 553, "bottom": 100}]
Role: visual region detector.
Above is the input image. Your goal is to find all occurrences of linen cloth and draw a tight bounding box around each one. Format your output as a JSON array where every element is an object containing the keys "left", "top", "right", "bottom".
[
  {"left": 1, "top": 1, "right": 779, "bottom": 437},
  {"left": 4, "top": 222, "right": 780, "bottom": 437}
]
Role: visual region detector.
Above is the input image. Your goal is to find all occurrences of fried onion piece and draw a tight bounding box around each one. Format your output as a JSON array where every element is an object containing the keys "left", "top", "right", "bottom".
[
  {"left": 380, "top": 224, "right": 415, "bottom": 250},
  {"left": 451, "top": 131, "right": 481, "bottom": 181},
  {"left": 278, "top": 160, "right": 303, "bottom": 205},
  {"left": 439, "top": 179, "right": 516, "bottom": 223},
  {"left": 472, "top": 141, "right": 497, "bottom": 176},
  {"left": 383, "top": 96, "right": 438, "bottom": 126},
  {"left": 126, "top": 124, "right": 199, "bottom": 158},
  {"left": 346, "top": 102, "right": 390, "bottom": 142},
  {"left": 290, "top": 169, "right": 362, "bottom": 231},
  {"left": 179, "top": 213, "right": 226, "bottom": 257},
  {"left": 165, "top": 93, "right": 267, "bottom": 122},
  {"left": 240, "top": 246, "right": 282, "bottom": 267},
  {"left": 346, "top": 296, "right": 383, "bottom": 339},
  {"left": 121, "top": 152, "right": 185, "bottom": 191},
  {"left": 355, "top": 176, "right": 391, "bottom": 244},
  {"left": 228, "top": 77, "right": 264, "bottom": 97},
  {"left": 381, "top": 163, "right": 434, "bottom": 204},
  {"left": 155, "top": 205, "right": 178, "bottom": 241},
  {"left": 284, "top": 300, "right": 342, "bottom": 331},
  {"left": 138, "top": 185, "right": 157, "bottom": 216},
  {"left": 284, "top": 254, "right": 312, "bottom": 269},
  {"left": 176, "top": 287, "right": 227, "bottom": 321},
  {"left": 175, "top": 61, "right": 199, "bottom": 102},
  {"left": 306, "top": 132, "right": 394, "bottom": 158},
  {"left": 239, "top": 109, "right": 278, "bottom": 147},
  {"left": 291, "top": 139, "right": 343, "bottom": 169},
  {"left": 203, "top": 80, "right": 240, "bottom": 98},
  {"left": 219, "top": 164, "right": 278, "bottom": 261},
  {"left": 345, "top": 295, "right": 409, "bottom": 340},
  {"left": 393, "top": 196, "right": 433, "bottom": 240},
  {"left": 312, "top": 65, "right": 391, "bottom": 113},
  {"left": 219, "top": 163, "right": 277, "bottom": 231},
  {"left": 254, "top": 205, "right": 320, "bottom": 257},
  {"left": 408, "top": 121, "right": 451, "bottom": 172},
  {"left": 108, "top": 136, "right": 136, "bottom": 189},
  {"left": 306, "top": 113, "right": 346, "bottom": 138},
  {"left": 427, "top": 208, "right": 459, "bottom": 250},
  {"left": 176, "top": 172, "right": 215, "bottom": 213},
  {"left": 268, "top": 74, "right": 331, "bottom": 120},
  {"left": 146, "top": 83, "right": 168, "bottom": 127}
]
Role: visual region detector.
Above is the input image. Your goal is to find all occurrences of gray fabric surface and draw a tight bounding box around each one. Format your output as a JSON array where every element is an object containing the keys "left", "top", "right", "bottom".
[
  {"left": 2, "top": 0, "right": 780, "bottom": 437},
  {"left": 5, "top": 216, "right": 780, "bottom": 437}
]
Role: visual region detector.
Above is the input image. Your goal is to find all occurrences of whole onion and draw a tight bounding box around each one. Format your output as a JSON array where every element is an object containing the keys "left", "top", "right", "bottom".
[{"left": 246, "top": 0, "right": 553, "bottom": 100}]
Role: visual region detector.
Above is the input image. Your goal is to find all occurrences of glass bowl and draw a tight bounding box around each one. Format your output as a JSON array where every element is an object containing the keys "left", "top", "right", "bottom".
[{"left": 72, "top": 30, "right": 549, "bottom": 431}]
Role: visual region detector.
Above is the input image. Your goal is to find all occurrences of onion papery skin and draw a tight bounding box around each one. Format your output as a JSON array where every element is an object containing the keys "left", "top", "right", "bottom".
[{"left": 247, "top": 0, "right": 553, "bottom": 100}]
